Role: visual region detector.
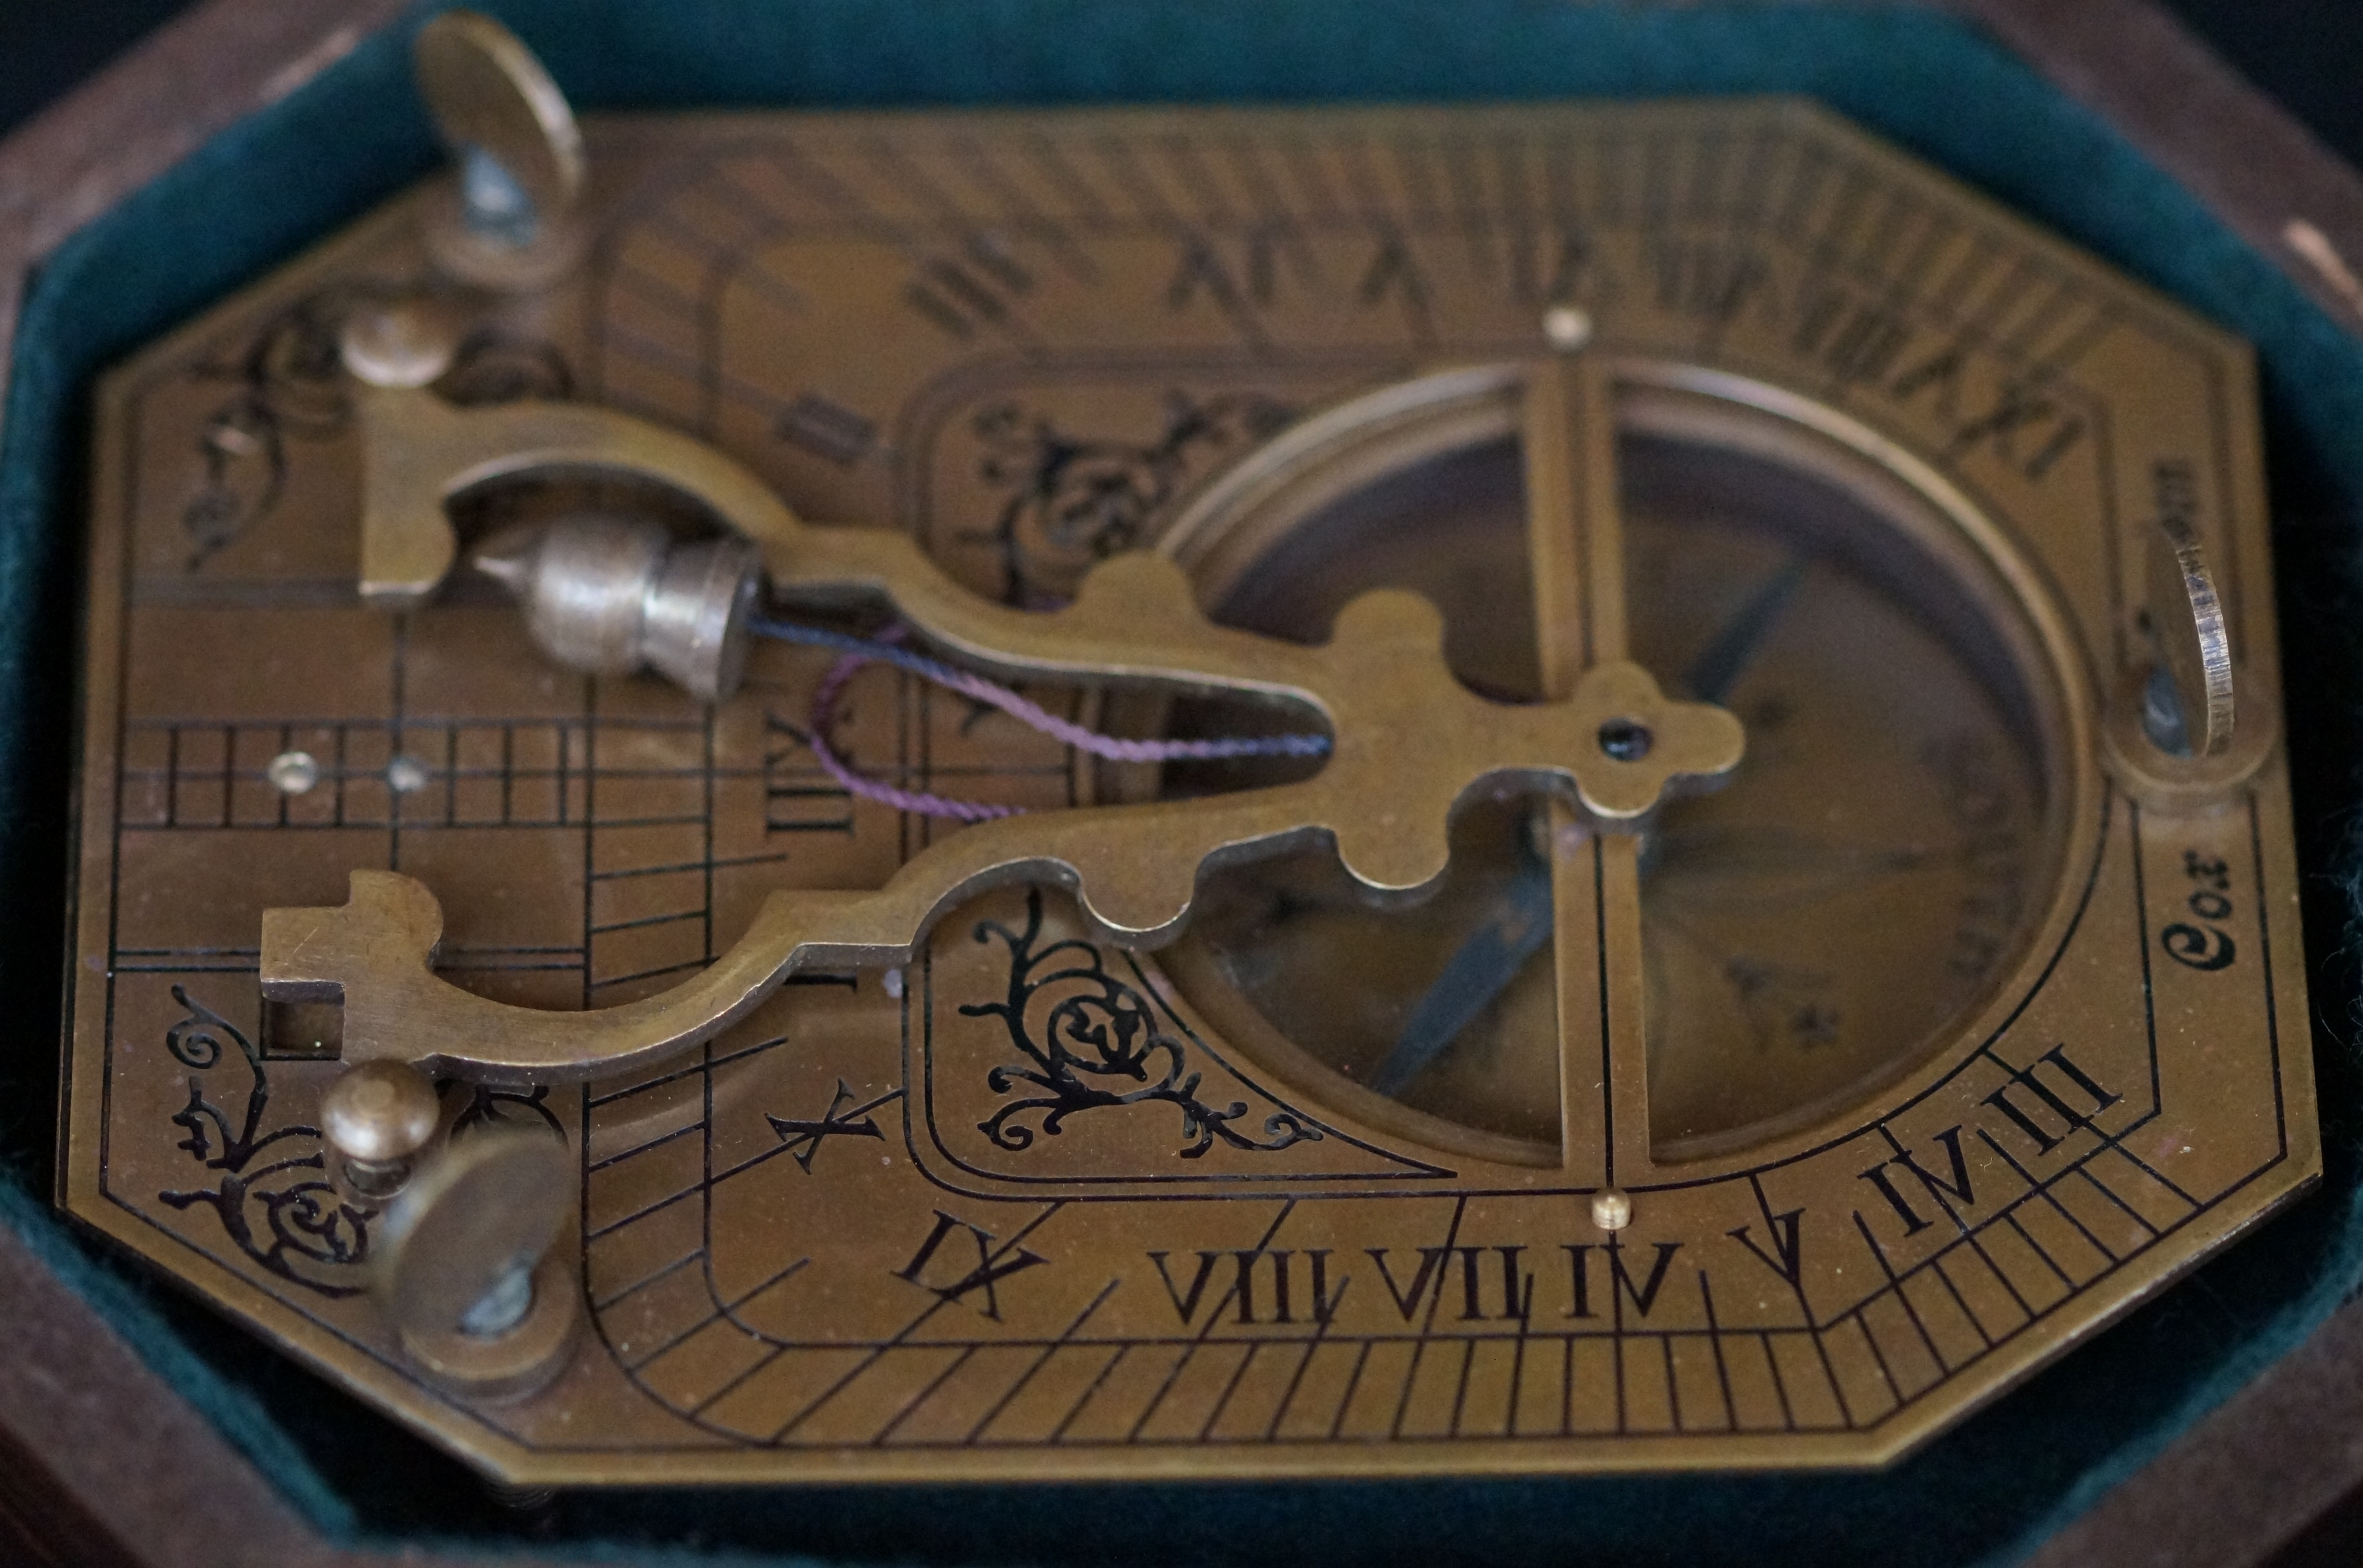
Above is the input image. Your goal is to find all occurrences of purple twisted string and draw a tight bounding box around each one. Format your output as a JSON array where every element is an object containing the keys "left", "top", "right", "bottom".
[{"left": 754, "top": 617, "right": 1330, "bottom": 822}]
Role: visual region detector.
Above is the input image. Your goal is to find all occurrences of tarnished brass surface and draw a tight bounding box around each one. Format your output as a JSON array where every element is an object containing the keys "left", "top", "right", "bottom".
[
  {"left": 61, "top": 99, "right": 2318, "bottom": 1483},
  {"left": 282, "top": 369, "right": 1740, "bottom": 1083}
]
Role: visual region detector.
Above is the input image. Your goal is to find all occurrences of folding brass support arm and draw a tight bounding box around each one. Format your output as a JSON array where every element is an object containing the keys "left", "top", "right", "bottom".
[{"left": 269, "top": 379, "right": 1742, "bottom": 1085}]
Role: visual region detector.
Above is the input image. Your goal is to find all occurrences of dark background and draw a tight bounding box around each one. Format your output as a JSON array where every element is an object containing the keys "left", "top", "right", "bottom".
[{"left": 4, "top": 1, "right": 2363, "bottom": 163}]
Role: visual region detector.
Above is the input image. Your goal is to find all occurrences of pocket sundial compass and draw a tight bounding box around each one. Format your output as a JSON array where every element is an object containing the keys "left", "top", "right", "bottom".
[{"left": 58, "top": 12, "right": 2319, "bottom": 1484}]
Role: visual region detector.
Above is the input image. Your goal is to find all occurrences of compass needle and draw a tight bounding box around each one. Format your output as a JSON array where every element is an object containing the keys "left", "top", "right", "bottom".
[
  {"left": 1682, "top": 554, "right": 1809, "bottom": 705},
  {"left": 1389, "top": 547, "right": 1812, "bottom": 1093}
]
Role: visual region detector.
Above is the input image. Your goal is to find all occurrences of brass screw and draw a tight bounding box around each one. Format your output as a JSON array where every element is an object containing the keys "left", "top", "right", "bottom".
[
  {"left": 1542, "top": 304, "right": 1595, "bottom": 352},
  {"left": 320, "top": 1060, "right": 441, "bottom": 1197},
  {"left": 338, "top": 302, "right": 459, "bottom": 389}
]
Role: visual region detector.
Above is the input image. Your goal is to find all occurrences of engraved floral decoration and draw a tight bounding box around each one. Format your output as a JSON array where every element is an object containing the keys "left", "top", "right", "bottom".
[
  {"left": 451, "top": 1081, "right": 564, "bottom": 1138},
  {"left": 181, "top": 295, "right": 351, "bottom": 569},
  {"left": 964, "top": 889, "right": 1321, "bottom": 1158},
  {"left": 156, "top": 986, "right": 370, "bottom": 1297},
  {"left": 966, "top": 390, "right": 1296, "bottom": 605},
  {"left": 181, "top": 289, "right": 575, "bottom": 571}
]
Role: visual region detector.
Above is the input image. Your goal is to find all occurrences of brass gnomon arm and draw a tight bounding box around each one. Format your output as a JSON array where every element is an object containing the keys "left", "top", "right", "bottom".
[{"left": 262, "top": 330, "right": 1743, "bottom": 1092}]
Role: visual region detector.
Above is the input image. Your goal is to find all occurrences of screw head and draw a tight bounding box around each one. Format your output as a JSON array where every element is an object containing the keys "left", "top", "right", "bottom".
[
  {"left": 1597, "top": 718, "right": 1654, "bottom": 762},
  {"left": 386, "top": 755, "right": 433, "bottom": 795},
  {"left": 1542, "top": 304, "right": 1594, "bottom": 352},
  {"left": 338, "top": 303, "right": 458, "bottom": 389},
  {"left": 321, "top": 1061, "right": 442, "bottom": 1165},
  {"left": 266, "top": 750, "right": 320, "bottom": 795},
  {"left": 1591, "top": 1188, "right": 1633, "bottom": 1232}
]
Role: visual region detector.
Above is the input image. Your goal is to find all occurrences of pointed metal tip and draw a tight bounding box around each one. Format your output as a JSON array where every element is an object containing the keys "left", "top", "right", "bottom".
[{"left": 470, "top": 523, "right": 541, "bottom": 593}]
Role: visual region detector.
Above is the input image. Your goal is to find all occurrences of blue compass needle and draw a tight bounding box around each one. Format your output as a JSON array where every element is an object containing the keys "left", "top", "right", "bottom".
[
  {"left": 1678, "top": 557, "right": 1807, "bottom": 711},
  {"left": 1368, "top": 849, "right": 1555, "bottom": 1097},
  {"left": 1368, "top": 556, "right": 1806, "bottom": 1099}
]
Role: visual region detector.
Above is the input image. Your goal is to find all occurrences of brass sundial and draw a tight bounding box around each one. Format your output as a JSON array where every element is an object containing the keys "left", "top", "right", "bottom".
[{"left": 59, "top": 14, "right": 2318, "bottom": 1483}]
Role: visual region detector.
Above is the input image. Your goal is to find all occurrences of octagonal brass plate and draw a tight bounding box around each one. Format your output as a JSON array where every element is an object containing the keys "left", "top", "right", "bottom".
[{"left": 60, "top": 97, "right": 2317, "bottom": 1481}]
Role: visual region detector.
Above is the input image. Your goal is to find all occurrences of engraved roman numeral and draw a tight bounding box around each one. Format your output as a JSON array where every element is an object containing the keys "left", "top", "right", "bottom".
[
  {"left": 1886, "top": 341, "right": 2088, "bottom": 482},
  {"left": 1354, "top": 232, "right": 1433, "bottom": 336},
  {"left": 766, "top": 1078, "right": 900, "bottom": 1173},
  {"left": 1650, "top": 238, "right": 1769, "bottom": 325},
  {"left": 1510, "top": 226, "right": 1599, "bottom": 305},
  {"left": 1860, "top": 1124, "right": 1977, "bottom": 1238},
  {"left": 901, "top": 239, "right": 1035, "bottom": 340},
  {"left": 1350, "top": 1246, "right": 1536, "bottom": 1322},
  {"left": 1789, "top": 282, "right": 1911, "bottom": 385},
  {"left": 1563, "top": 1240, "right": 1684, "bottom": 1319},
  {"left": 1983, "top": 1044, "right": 2122, "bottom": 1155},
  {"left": 1162, "top": 232, "right": 1270, "bottom": 343},
  {"left": 1148, "top": 1248, "right": 1344, "bottom": 1325},
  {"left": 1368, "top": 1245, "right": 1450, "bottom": 1320},
  {"left": 1729, "top": 1207, "right": 1807, "bottom": 1287},
  {"left": 895, "top": 1209, "right": 1047, "bottom": 1320}
]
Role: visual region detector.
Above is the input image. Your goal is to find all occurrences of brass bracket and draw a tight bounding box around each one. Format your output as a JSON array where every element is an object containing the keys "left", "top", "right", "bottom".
[{"left": 277, "top": 377, "right": 1740, "bottom": 1084}]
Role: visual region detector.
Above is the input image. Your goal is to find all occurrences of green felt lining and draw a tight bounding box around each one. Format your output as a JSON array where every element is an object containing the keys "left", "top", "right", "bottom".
[{"left": 7, "top": 4, "right": 2363, "bottom": 1563}]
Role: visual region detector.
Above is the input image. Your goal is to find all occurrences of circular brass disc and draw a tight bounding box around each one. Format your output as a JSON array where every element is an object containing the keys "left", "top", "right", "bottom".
[
  {"left": 370, "top": 1126, "right": 572, "bottom": 1342},
  {"left": 413, "top": 11, "right": 585, "bottom": 215}
]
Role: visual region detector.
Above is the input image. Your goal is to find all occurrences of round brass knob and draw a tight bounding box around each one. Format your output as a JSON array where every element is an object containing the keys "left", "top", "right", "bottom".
[{"left": 320, "top": 1060, "right": 441, "bottom": 1189}]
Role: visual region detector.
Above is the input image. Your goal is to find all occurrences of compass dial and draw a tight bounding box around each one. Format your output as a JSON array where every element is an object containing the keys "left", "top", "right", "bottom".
[{"left": 1155, "top": 370, "right": 2069, "bottom": 1162}]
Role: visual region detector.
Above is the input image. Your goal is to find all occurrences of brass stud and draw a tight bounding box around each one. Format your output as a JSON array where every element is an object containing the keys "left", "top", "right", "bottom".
[{"left": 320, "top": 1060, "right": 441, "bottom": 1197}]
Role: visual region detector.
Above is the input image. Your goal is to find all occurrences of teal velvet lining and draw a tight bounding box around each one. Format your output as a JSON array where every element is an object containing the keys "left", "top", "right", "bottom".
[{"left": 9, "top": 4, "right": 2363, "bottom": 1563}]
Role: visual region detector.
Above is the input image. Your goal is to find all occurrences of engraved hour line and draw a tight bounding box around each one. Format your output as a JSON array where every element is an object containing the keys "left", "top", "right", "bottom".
[
  {"left": 609, "top": 256, "right": 704, "bottom": 320},
  {"left": 1846, "top": 1210, "right": 1952, "bottom": 1377},
  {"left": 767, "top": 1080, "right": 904, "bottom": 1174},
  {"left": 666, "top": 166, "right": 795, "bottom": 256},
  {"left": 591, "top": 1246, "right": 700, "bottom": 1314},
  {"left": 956, "top": 1275, "right": 1123, "bottom": 1446},
  {"left": 1196, "top": 1328, "right": 1271, "bottom": 1445},
  {"left": 1976, "top": 1130, "right": 2123, "bottom": 1271},
  {"left": 1124, "top": 1201, "right": 1299, "bottom": 1444},
  {"left": 868, "top": 1342, "right": 987, "bottom": 1449},
  {"left": 858, "top": 134, "right": 1005, "bottom": 240},
  {"left": 1693, "top": 1274, "right": 1748, "bottom": 1434},
  {"left": 1385, "top": 1196, "right": 1468, "bottom": 1440},
  {"left": 1215, "top": 134, "right": 1326, "bottom": 295},
  {"left": 761, "top": 1203, "right": 1067, "bottom": 1443},
  {"left": 646, "top": 209, "right": 810, "bottom": 320},
  {"left": 1265, "top": 1256, "right": 1350, "bottom": 1441},
  {"left": 1840, "top": 1120, "right": 2204, "bottom": 1353},
  {"left": 1771, "top": 137, "right": 1834, "bottom": 244},
  {"left": 1385, "top": 134, "right": 1445, "bottom": 232},
  {"left": 1631, "top": 131, "right": 1673, "bottom": 228},
  {"left": 587, "top": 1029, "right": 791, "bottom": 1111},
  {"left": 1157, "top": 134, "right": 1240, "bottom": 228},
  {"left": 599, "top": 315, "right": 846, "bottom": 438},
  {"left": 617, "top": 1256, "right": 813, "bottom": 1375},
  {"left": 1019, "top": 133, "right": 1118, "bottom": 230},
  {"left": 944, "top": 135, "right": 1101, "bottom": 287},
  {"left": 1685, "top": 126, "right": 1734, "bottom": 223}
]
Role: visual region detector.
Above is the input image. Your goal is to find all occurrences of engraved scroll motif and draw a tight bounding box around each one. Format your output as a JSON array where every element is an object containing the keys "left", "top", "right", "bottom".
[
  {"left": 181, "top": 297, "right": 349, "bottom": 569},
  {"left": 966, "top": 889, "right": 1323, "bottom": 1158},
  {"left": 181, "top": 291, "right": 574, "bottom": 570},
  {"left": 156, "top": 986, "right": 371, "bottom": 1297},
  {"left": 968, "top": 391, "right": 1295, "bottom": 605}
]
